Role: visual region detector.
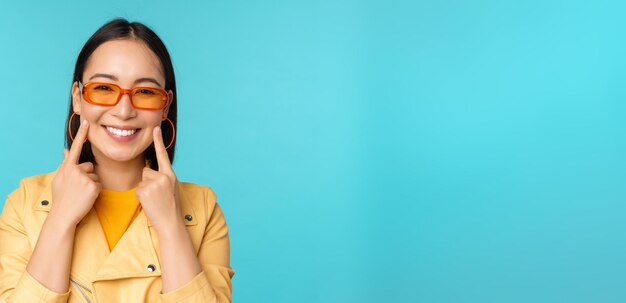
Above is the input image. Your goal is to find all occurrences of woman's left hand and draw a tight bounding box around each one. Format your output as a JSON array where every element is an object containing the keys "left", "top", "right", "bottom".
[{"left": 135, "top": 126, "right": 182, "bottom": 233}]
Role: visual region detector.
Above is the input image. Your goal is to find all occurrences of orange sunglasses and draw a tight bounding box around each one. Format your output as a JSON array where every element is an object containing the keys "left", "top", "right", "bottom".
[{"left": 79, "top": 82, "right": 169, "bottom": 110}]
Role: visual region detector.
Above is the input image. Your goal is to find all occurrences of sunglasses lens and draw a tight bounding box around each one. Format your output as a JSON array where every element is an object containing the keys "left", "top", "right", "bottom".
[
  {"left": 132, "top": 88, "right": 167, "bottom": 109},
  {"left": 84, "top": 83, "right": 121, "bottom": 105}
]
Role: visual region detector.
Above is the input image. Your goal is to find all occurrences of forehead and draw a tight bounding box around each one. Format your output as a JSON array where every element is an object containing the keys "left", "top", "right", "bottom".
[{"left": 83, "top": 39, "right": 165, "bottom": 85}]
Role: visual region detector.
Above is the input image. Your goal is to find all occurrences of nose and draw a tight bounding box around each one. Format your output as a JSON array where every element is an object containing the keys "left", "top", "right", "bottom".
[{"left": 112, "top": 92, "right": 137, "bottom": 119}]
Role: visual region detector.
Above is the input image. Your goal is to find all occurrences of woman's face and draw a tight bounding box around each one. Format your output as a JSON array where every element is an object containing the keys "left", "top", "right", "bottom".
[{"left": 72, "top": 39, "right": 172, "bottom": 164}]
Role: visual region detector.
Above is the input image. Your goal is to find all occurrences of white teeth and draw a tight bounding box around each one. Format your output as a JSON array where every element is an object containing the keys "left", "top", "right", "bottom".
[{"left": 106, "top": 126, "right": 137, "bottom": 137}]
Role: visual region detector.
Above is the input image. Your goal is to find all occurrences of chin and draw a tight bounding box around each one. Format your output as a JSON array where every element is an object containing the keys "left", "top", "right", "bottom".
[
  {"left": 96, "top": 145, "right": 141, "bottom": 162},
  {"left": 105, "top": 151, "right": 138, "bottom": 162}
]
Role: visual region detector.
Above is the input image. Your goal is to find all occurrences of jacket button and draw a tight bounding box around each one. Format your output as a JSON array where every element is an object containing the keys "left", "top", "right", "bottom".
[
  {"left": 147, "top": 264, "right": 156, "bottom": 272},
  {"left": 185, "top": 214, "right": 193, "bottom": 221},
  {"left": 41, "top": 200, "right": 49, "bottom": 206}
]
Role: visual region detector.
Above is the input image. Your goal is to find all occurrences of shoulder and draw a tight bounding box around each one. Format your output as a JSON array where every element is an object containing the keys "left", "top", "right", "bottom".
[
  {"left": 177, "top": 181, "right": 229, "bottom": 225},
  {"left": 178, "top": 182, "right": 217, "bottom": 204},
  {"left": 178, "top": 181, "right": 218, "bottom": 212},
  {"left": 3, "top": 170, "right": 56, "bottom": 218},
  {"left": 5, "top": 171, "right": 56, "bottom": 206}
]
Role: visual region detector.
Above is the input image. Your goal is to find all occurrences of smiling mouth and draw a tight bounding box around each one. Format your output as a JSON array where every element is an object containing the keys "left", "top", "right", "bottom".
[{"left": 103, "top": 125, "right": 141, "bottom": 137}]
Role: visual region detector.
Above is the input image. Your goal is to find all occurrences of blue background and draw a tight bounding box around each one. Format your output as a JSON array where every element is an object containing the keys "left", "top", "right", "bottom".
[{"left": 1, "top": 0, "right": 626, "bottom": 302}]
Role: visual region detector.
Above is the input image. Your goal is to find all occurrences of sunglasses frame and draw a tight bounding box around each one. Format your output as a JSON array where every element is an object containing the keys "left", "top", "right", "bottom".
[{"left": 79, "top": 81, "right": 169, "bottom": 110}]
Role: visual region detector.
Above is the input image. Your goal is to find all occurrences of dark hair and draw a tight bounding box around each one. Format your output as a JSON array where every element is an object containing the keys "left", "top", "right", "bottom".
[{"left": 65, "top": 18, "right": 177, "bottom": 170}]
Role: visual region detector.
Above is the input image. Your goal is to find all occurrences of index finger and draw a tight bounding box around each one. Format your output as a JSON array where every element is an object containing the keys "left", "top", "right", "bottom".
[
  {"left": 153, "top": 126, "right": 173, "bottom": 174},
  {"left": 67, "top": 119, "right": 89, "bottom": 164}
]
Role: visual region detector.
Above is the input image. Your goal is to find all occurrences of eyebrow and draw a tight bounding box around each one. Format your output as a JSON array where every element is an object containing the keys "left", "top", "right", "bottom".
[{"left": 88, "top": 73, "right": 162, "bottom": 87}]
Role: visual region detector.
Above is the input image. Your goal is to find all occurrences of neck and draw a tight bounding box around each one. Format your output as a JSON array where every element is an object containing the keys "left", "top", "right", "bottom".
[{"left": 92, "top": 149, "right": 145, "bottom": 191}]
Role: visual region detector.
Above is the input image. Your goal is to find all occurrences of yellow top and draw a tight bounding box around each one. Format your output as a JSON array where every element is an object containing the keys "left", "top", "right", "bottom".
[{"left": 94, "top": 187, "right": 142, "bottom": 251}]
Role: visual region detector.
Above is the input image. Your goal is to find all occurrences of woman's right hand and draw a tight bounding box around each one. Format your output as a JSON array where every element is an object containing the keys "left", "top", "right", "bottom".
[{"left": 50, "top": 119, "right": 101, "bottom": 226}]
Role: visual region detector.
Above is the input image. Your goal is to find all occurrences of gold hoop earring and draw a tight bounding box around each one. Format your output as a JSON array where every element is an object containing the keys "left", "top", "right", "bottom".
[
  {"left": 162, "top": 117, "right": 176, "bottom": 149},
  {"left": 68, "top": 112, "right": 87, "bottom": 143},
  {"left": 67, "top": 112, "right": 87, "bottom": 144}
]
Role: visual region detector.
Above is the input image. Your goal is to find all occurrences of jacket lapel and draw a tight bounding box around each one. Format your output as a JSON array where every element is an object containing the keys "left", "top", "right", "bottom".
[
  {"left": 71, "top": 208, "right": 111, "bottom": 282},
  {"left": 92, "top": 210, "right": 161, "bottom": 282}
]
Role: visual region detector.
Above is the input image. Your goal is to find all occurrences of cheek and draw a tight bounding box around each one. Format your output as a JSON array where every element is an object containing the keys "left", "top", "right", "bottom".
[
  {"left": 139, "top": 115, "right": 165, "bottom": 139},
  {"left": 145, "top": 115, "right": 165, "bottom": 128},
  {"left": 81, "top": 111, "right": 103, "bottom": 134},
  {"left": 79, "top": 103, "right": 104, "bottom": 121}
]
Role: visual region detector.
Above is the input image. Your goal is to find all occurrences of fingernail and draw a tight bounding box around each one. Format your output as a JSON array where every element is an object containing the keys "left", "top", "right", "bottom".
[
  {"left": 81, "top": 120, "right": 88, "bottom": 127},
  {"left": 155, "top": 126, "right": 161, "bottom": 135}
]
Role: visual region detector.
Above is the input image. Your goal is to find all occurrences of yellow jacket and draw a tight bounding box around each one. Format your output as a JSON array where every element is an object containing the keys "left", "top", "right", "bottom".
[{"left": 0, "top": 171, "right": 235, "bottom": 303}]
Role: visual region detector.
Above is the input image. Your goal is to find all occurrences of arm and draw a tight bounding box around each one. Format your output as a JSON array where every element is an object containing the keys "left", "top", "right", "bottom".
[
  {"left": 137, "top": 127, "right": 234, "bottom": 302},
  {"left": 155, "top": 217, "right": 202, "bottom": 293},
  {"left": 25, "top": 213, "right": 76, "bottom": 293},
  {"left": 0, "top": 121, "right": 99, "bottom": 302},
  {"left": 0, "top": 192, "right": 71, "bottom": 303},
  {"left": 158, "top": 199, "right": 235, "bottom": 303},
  {"left": 27, "top": 120, "right": 99, "bottom": 294}
]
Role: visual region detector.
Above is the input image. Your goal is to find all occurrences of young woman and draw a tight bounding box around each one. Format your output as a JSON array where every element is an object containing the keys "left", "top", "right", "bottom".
[{"left": 0, "top": 19, "right": 234, "bottom": 302}]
